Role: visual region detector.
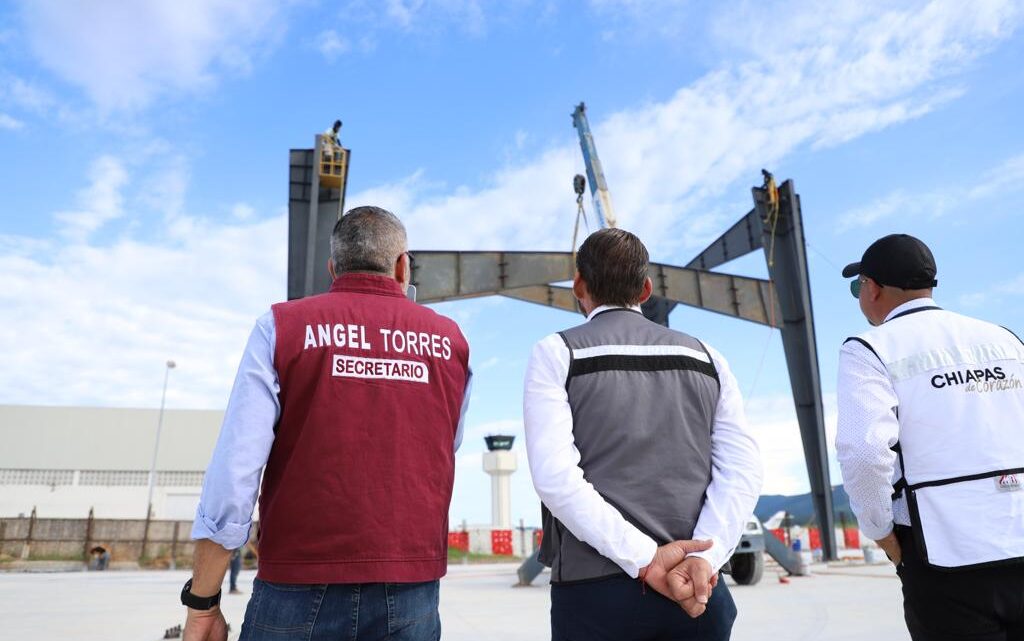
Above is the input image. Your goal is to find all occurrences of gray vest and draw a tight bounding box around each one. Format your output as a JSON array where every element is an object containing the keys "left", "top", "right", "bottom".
[{"left": 539, "top": 308, "right": 720, "bottom": 583}]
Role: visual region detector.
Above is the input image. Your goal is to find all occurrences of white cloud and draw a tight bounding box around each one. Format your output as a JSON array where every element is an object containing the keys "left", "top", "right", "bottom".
[
  {"left": 476, "top": 356, "right": 502, "bottom": 371},
  {"left": 0, "top": 113, "right": 23, "bottom": 130},
  {"left": 1, "top": 75, "right": 56, "bottom": 114},
  {"left": 744, "top": 393, "right": 841, "bottom": 496},
  {"left": 968, "top": 153, "right": 1024, "bottom": 200},
  {"left": 230, "top": 203, "right": 256, "bottom": 221},
  {"left": 53, "top": 156, "right": 129, "bottom": 240},
  {"left": 358, "top": 0, "right": 1022, "bottom": 262},
  {"left": 17, "top": 0, "right": 283, "bottom": 111},
  {"left": 0, "top": 150, "right": 286, "bottom": 410},
  {"left": 314, "top": 30, "right": 351, "bottom": 62},
  {"left": 836, "top": 152, "right": 1024, "bottom": 231},
  {"left": 587, "top": 0, "right": 697, "bottom": 40},
  {"left": 333, "top": 0, "right": 492, "bottom": 43},
  {"left": 712, "top": 0, "right": 1019, "bottom": 62},
  {"left": 959, "top": 272, "right": 1024, "bottom": 308},
  {"left": 384, "top": 0, "right": 486, "bottom": 35}
]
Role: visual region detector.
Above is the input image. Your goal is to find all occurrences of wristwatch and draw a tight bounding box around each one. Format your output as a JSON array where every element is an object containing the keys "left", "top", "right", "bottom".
[{"left": 180, "top": 578, "right": 222, "bottom": 610}]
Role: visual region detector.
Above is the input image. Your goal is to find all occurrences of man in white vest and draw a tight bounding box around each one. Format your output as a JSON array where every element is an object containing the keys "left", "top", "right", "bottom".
[{"left": 836, "top": 233, "right": 1024, "bottom": 641}]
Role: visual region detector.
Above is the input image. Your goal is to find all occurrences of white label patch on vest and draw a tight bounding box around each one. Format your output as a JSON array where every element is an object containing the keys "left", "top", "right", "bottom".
[
  {"left": 997, "top": 474, "right": 1021, "bottom": 491},
  {"left": 332, "top": 354, "right": 429, "bottom": 384}
]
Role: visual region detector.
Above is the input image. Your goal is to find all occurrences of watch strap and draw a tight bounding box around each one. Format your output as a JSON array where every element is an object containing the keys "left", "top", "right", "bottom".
[{"left": 181, "top": 578, "right": 221, "bottom": 610}]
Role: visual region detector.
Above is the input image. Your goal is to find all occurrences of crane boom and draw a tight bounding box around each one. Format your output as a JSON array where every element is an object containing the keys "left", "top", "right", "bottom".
[{"left": 571, "top": 102, "right": 618, "bottom": 229}]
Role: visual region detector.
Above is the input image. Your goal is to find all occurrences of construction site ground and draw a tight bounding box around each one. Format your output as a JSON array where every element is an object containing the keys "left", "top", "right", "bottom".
[{"left": 0, "top": 560, "right": 908, "bottom": 640}]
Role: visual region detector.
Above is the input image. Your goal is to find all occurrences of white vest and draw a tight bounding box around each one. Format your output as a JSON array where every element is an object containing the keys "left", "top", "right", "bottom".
[{"left": 851, "top": 304, "right": 1024, "bottom": 570}]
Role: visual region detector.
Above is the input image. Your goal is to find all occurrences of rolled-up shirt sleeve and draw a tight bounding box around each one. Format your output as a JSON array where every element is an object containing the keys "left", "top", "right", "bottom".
[
  {"left": 688, "top": 346, "right": 764, "bottom": 573},
  {"left": 191, "top": 312, "right": 280, "bottom": 550},
  {"left": 835, "top": 339, "right": 900, "bottom": 541},
  {"left": 523, "top": 333, "right": 658, "bottom": 578}
]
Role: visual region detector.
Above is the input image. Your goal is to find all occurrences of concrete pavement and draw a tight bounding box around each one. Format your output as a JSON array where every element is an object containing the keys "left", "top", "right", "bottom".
[{"left": 0, "top": 561, "right": 909, "bottom": 640}]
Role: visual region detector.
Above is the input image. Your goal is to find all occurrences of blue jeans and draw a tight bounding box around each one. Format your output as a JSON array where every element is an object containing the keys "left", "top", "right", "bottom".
[{"left": 239, "top": 579, "right": 440, "bottom": 641}]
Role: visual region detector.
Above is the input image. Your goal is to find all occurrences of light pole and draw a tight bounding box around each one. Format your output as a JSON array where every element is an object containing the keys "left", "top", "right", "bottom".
[{"left": 145, "top": 360, "right": 176, "bottom": 519}]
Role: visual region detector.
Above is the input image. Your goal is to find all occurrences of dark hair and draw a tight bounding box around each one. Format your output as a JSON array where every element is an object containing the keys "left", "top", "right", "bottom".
[
  {"left": 576, "top": 228, "right": 649, "bottom": 306},
  {"left": 330, "top": 206, "right": 406, "bottom": 275},
  {"left": 333, "top": 120, "right": 342, "bottom": 129}
]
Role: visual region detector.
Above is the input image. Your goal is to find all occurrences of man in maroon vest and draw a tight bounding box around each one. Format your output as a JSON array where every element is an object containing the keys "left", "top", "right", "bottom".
[{"left": 182, "top": 206, "right": 472, "bottom": 641}]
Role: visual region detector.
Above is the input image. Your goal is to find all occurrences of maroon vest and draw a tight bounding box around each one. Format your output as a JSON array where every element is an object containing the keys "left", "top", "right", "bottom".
[{"left": 257, "top": 273, "right": 470, "bottom": 583}]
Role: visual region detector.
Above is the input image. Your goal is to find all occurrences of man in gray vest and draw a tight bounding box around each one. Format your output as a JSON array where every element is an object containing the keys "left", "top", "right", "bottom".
[
  {"left": 837, "top": 234, "right": 1024, "bottom": 641},
  {"left": 524, "top": 228, "right": 763, "bottom": 640}
]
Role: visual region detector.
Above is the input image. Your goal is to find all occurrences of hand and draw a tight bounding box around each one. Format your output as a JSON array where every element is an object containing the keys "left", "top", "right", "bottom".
[
  {"left": 875, "top": 532, "right": 902, "bottom": 566},
  {"left": 639, "top": 539, "right": 713, "bottom": 603},
  {"left": 183, "top": 607, "right": 228, "bottom": 641},
  {"left": 667, "top": 556, "right": 715, "bottom": 618}
]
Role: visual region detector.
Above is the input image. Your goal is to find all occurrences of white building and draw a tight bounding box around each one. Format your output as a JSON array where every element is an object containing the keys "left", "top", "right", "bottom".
[{"left": 0, "top": 404, "right": 223, "bottom": 520}]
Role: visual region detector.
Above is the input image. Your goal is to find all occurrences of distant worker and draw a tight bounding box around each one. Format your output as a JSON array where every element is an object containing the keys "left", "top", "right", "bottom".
[
  {"left": 181, "top": 206, "right": 472, "bottom": 641},
  {"left": 524, "top": 228, "right": 763, "bottom": 640},
  {"left": 89, "top": 545, "right": 110, "bottom": 571},
  {"left": 324, "top": 119, "right": 342, "bottom": 146},
  {"left": 836, "top": 234, "right": 1024, "bottom": 641},
  {"left": 227, "top": 548, "right": 242, "bottom": 595}
]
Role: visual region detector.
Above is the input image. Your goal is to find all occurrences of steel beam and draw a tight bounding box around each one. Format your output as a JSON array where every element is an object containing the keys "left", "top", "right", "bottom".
[
  {"left": 411, "top": 251, "right": 574, "bottom": 303},
  {"left": 686, "top": 208, "right": 764, "bottom": 270},
  {"left": 640, "top": 296, "right": 677, "bottom": 327},
  {"left": 499, "top": 285, "right": 579, "bottom": 314},
  {"left": 413, "top": 252, "right": 780, "bottom": 326},
  {"left": 753, "top": 180, "right": 837, "bottom": 560},
  {"left": 645, "top": 261, "right": 778, "bottom": 326}
]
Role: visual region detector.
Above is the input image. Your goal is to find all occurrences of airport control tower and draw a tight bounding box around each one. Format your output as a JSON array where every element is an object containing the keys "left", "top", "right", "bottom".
[{"left": 482, "top": 435, "right": 517, "bottom": 530}]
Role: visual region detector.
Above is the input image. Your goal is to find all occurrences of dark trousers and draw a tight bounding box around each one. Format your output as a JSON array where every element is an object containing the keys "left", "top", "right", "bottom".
[
  {"left": 229, "top": 551, "right": 242, "bottom": 591},
  {"left": 551, "top": 573, "right": 736, "bottom": 641},
  {"left": 896, "top": 526, "right": 1024, "bottom": 641},
  {"left": 239, "top": 579, "right": 440, "bottom": 641}
]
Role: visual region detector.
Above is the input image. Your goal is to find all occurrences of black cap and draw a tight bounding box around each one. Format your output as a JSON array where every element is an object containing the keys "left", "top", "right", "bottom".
[{"left": 842, "top": 234, "right": 938, "bottom": 289}]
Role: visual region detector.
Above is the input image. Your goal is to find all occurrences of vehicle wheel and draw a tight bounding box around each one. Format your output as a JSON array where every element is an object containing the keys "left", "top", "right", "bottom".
[{"left": 730, "top": 551, "right": 764, "bottom": 585}]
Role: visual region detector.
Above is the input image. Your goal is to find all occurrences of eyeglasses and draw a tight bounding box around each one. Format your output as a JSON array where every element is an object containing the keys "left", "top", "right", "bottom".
[
  {"left": 850, "top": 278, "right": 863, "bottom": 298},
  {"left": 850, "top": 277, "right": 882, "bottom": 298},
  {"left": 400, "top": 251, "right": 416, "bottom": 273}
]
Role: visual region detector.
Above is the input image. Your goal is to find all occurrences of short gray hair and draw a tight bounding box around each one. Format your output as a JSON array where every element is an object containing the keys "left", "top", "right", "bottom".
[{"left": 330, "top": 206, "right": 407, "bottom": 275}]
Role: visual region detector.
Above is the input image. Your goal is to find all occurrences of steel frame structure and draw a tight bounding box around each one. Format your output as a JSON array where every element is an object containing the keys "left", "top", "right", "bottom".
[{"left": 286, "top": 110, "right": 837, "bottom": 560}]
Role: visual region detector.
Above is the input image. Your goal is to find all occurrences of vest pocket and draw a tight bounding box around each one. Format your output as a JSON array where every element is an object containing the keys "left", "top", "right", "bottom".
[{"left": 907, "top": 472, "right": 1024, "bottom": 570}]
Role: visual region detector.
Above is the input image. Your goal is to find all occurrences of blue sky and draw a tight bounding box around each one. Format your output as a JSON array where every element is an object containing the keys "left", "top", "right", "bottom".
[{"left": 2, "top": 0, "right": 1024, "bottom": 527}]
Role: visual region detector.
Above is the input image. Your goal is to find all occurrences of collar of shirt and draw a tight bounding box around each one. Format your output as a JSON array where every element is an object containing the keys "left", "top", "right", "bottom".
[
  {"left": 883, "top": 297, "right": 938, "bottom": 323},
  {"left": 329, "top": 272, "right": 405, "bottom": 298},
  {"left": 586, "top": 304, "right": 643, "bottom": 321}
]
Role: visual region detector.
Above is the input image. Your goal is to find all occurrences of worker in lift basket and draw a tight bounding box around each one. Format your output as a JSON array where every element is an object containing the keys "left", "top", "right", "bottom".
[
  {"left": 836, "top": 233, "right": 1024, "bottom": 641},
  {"left": 524, "top": 228, "right": 763, "bottom": 641},
  {"left": 324, "top": 119, "right": 342, "bottom": 147},
  {"left": 181, "top": 206, "right": 472, "bottom": 641}
]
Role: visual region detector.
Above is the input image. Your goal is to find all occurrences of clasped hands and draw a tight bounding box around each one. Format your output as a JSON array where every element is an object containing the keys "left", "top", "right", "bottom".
[{"left": 640, "top": 540, "right": 717, "bottom": 618}]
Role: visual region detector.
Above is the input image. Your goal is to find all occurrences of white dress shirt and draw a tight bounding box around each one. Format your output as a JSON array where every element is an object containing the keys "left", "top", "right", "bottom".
[
  {"left": 193, "top": 311, "right": 473, "bottom": 550},
  {"left": 523, "top": 304, "right": 764, "bottom": 577},
  {"left": 834, "top": 299, "right": 937, "bottom": 541}
]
